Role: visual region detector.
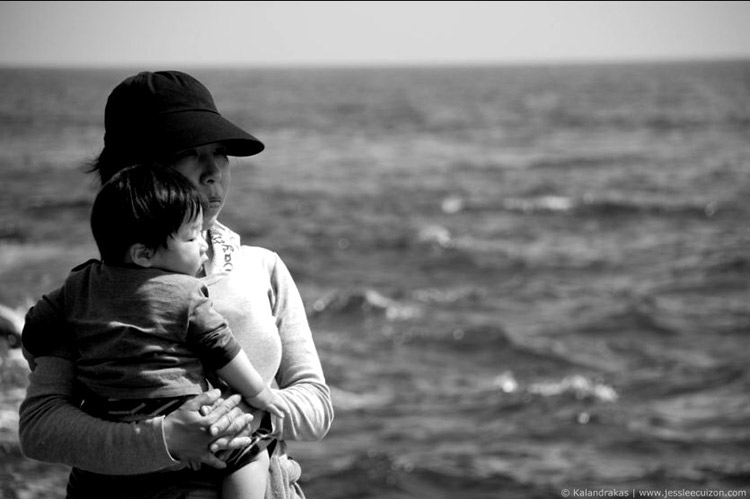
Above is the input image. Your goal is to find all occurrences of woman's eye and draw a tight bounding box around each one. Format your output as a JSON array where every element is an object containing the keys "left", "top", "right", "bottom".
[{"left": 173, "top": 149, "right": 198, "bottom": 162}]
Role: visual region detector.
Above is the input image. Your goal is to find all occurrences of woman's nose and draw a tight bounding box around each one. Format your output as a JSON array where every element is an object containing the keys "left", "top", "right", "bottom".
[{"left": 200, "top": 156, "right": 222, "bottom": 184}]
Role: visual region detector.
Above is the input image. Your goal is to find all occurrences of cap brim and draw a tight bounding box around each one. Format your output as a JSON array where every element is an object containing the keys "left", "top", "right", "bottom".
[{"left": 154, "top": 110, "right": 265, "bottom": 158}]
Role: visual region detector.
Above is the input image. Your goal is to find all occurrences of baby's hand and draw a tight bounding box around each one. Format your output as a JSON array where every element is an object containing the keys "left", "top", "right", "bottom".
[
  {"left": 247, "top": 387, "right": 288, "bottom": 419},
  {"left": 264, "top": 392, "right": 290, "bottom": 419}
]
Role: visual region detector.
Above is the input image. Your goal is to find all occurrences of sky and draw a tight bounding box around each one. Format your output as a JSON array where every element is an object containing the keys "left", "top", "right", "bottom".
[{"left": 1, "top": 1, "right": 749, "bottom": 68}]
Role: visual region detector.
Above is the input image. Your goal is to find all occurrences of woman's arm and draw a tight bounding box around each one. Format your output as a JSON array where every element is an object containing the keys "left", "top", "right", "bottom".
[
  {"left": 267, "top": 252, "right": 334, "bottom": 441},
  {"left": 20, "top": 356, "right": 256, "bottom": 473},
  {"left": 19, "top": 356, "right": 176, "bottom": 474}
]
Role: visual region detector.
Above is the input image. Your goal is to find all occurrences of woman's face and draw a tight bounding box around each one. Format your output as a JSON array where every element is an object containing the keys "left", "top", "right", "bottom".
[{"left": 168, "top": 143, "right": 231, "bottom": 230}]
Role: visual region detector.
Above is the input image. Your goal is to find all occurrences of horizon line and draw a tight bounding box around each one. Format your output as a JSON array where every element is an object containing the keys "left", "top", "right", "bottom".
[{"left": 1, "top": 54, "right": 749, "bottom": 71}]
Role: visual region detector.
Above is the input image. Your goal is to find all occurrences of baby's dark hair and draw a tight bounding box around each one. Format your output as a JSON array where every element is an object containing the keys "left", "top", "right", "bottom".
[{"left": 90, "top": 164, "right": 203, "bottom": 264}]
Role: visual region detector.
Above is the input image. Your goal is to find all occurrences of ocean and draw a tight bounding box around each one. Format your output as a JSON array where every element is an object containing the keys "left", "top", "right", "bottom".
[{"left": 0, "top": 61, "right": 748, "bottom": 498}]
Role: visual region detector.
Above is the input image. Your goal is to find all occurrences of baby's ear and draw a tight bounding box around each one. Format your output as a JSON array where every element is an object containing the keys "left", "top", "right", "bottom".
[{"left": 129, "top": 243, "right": 155, "bottom": 268}]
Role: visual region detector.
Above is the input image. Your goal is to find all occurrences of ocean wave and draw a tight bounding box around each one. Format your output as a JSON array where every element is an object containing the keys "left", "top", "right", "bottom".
[
  {"left": 527, "top": 374, "right": 619, "bottom": 403},
  {"left": 416, "top": 224, "right": 453, "bottom": 248},
  {"left": 307, "top": 447, "right": 551, "bottom": 499},
  {"left": 575, "top": 298, "right": 680, "bottom": 337},
  {"left": 27, "top": 195, "right": 91, "bottom": 212},
  {"left": 528, "top": 153, "right": 647, "bottom": 170},
  {"left": 443, "top": 193, "right": 730, "bottom": 219},
  {"left": 694, "top": 462, "right": 750, "bottom": 487},
  {"left": 545, "top": 113, "right": 743, "bottom": 133},
  {"left": 0, "top": 222, "right": 26, "bottom": 242},
  {"left": 492, "top": 371, "right": 618, "bottom": 403},
  {"left": 702, "top": 252, "right": 750, "bottom": 275},
  {"left": 509, "top": 194, "right": 723, "bottom": 219},
  {"left": 428, "top": 324, "right": 587, "bottom": 374},
  {"left": 504, "top": 195, "right": 576, "bottom": 214},
  {"left": 309, "top": 288, "right": 422, "bottom": 321},
  {"left": 410, "top": 286, "right": 488, "bottom": 305},
  {"left": 412, "top": 224, "right": 531, "bottom": 271},
  {"left": 621, "top": 369, "right": 750, "bottom": 448},
  {"left": 329, "top": 386, "right": 394, "bottom": 411},
  {"left": 628, "top": 363, "right": 747, "bottom": 400},
  {"left": 573, "top": 195, "right": 724, "bottom": 219}
]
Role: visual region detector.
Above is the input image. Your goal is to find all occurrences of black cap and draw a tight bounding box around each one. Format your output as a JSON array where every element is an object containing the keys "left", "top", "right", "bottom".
[{"left": 104, "top": 71, "right": 264, "bottom": 163}]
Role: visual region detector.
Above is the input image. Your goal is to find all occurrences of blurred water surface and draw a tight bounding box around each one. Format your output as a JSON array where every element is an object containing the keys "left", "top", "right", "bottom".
[{"left": 0, "top": 61, "right": 748, "bottom": 498}]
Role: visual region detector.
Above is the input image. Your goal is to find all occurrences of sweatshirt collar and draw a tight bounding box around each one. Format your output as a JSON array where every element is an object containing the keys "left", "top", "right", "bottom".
[{"left": 204, "top": 221, "right": 242, "bottom": 275}]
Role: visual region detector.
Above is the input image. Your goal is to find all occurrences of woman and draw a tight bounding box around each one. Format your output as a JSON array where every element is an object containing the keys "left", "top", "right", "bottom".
[{"left": 19, "top": 70, "right": 334, "bottom": 498}]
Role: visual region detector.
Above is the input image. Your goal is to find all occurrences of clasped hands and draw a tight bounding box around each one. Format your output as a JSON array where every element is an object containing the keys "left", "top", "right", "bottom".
[{"left": 162, "top": 389, "right": 262, "bottom": 469}]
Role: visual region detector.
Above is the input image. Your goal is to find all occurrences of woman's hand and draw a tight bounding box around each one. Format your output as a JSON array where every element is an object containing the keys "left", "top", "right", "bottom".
[
  {"left": 201, "top": 392, "right": 264, "bottom": 454},
  {"left": 162, "top": 389, "right": 256, "bottom": 469}
]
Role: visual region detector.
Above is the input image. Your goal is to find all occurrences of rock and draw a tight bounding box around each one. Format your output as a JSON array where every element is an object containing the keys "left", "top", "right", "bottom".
[{"left": 0, "top": 304, "right": 24, "bottom": 349}]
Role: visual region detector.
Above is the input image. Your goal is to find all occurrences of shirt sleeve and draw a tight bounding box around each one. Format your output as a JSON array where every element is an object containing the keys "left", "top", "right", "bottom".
[
  {"left": 21, "top": 286, "right": 75, "bottom": 369},
  {"left": 266, "top": 251, "right": 334, "bottom": 441},
  {"left": 186, "top": 283, "right": 242, "bottom": 370}
]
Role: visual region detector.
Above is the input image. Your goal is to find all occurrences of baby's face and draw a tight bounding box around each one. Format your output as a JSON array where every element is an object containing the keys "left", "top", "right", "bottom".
[{"left": 149, "top": 213, "right": 208, "bottom": 275}]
